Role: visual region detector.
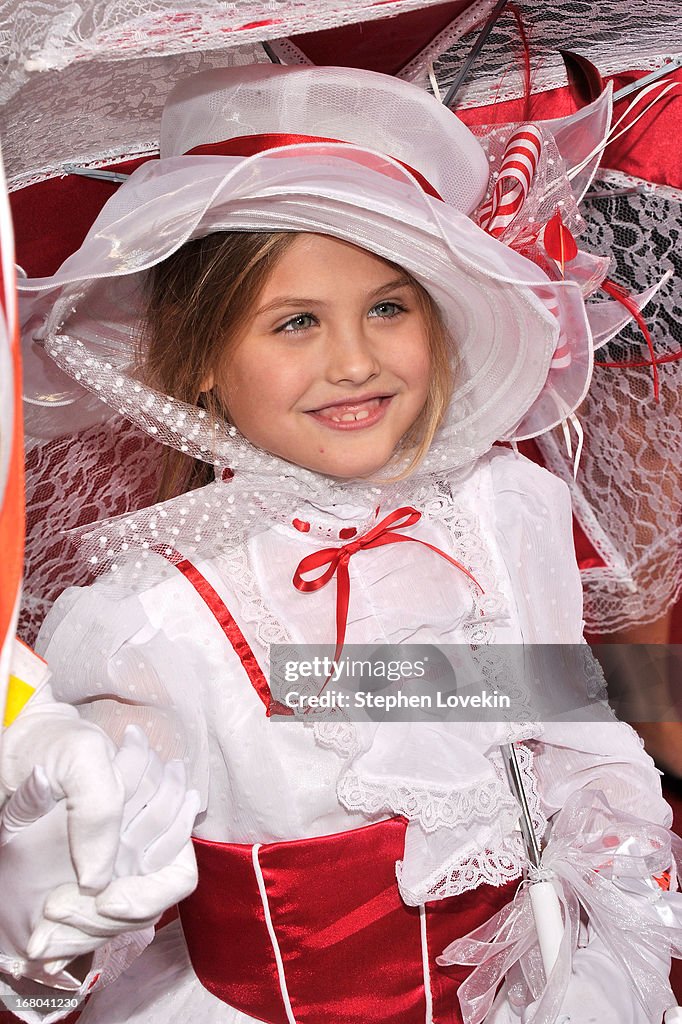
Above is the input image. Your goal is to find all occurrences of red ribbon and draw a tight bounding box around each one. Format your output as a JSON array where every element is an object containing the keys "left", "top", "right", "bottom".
[
  {"left": 186, "top": 133, "right": 444, "bottom": 200},
  {"left": 593, "top": 277, "right": 675, "bottom": 401},
  {"left": 292, "top": 506, "right": 483, "bottom": 694}
]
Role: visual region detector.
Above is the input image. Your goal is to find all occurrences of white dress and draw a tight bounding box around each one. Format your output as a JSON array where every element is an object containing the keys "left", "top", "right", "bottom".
[{"left": 27, "top": 449, "right": 672, "bottom": 1023}]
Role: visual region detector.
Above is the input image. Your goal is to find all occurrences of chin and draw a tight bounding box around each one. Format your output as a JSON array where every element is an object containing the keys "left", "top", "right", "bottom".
[
  {"left": 271, "top": 440, "right": 400, "bottom": 480},
  {"left": 310, "top": 451, "right": 397, "bottom": 480}
]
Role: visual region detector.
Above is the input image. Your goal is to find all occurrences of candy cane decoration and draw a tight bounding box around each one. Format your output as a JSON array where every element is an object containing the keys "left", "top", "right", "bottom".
[
  {"left": 478, "top": 124, "right": 543, "bottom": 238},
  {"left": 478, "top": 127, "right": 571, "bottom": 372},
  {"left": 544, "top": 292, "right": 572, "bottom": 371}
]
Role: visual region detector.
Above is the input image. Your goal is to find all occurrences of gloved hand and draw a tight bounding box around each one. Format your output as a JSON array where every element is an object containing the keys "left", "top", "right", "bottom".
[
  {"left": 485, "top": 943, "right": 650, "bottom": 1024},
  {"left": 519, "top": 938, "right": 659, "bottom": 1024},
  {"left": 0, "top": 684, "right": 125, "bottom": 891},
  {"left": 0, "top": 725, "right": 199, "bottom": 986}
]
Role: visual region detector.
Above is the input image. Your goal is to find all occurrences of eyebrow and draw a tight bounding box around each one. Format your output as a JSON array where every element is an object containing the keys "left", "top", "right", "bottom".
[{"left": 254, "top": 276, "right": 413, "bottom": 317}]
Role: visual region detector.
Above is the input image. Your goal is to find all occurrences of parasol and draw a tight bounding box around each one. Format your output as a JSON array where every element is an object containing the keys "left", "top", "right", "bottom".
[{"left": 1, "top": 0, "right": 680, "bottom": 650}]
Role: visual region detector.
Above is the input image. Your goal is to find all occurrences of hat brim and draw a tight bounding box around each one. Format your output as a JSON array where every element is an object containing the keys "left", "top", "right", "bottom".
[{"left": 20, "top": 145, "right": 593, "bottom": 470}]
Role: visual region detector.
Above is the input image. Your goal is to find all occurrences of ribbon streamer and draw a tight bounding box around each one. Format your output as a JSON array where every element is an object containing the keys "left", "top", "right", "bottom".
[
  {"left": 568, "top": 79, "right": 680, "bottom": 183},
  {"left": 438, "top": 790, "right": 682, "bottom": 1024}
]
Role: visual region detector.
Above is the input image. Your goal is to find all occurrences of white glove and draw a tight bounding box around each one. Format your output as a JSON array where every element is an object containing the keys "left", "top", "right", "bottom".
[
  {"left": 0, "top": 685, "right": 125, "bottom": 891},
  {"left": 487, "top": 909, "right": 677, "bottom": 1024},
  {"left": 0, "top": 726, "right": 199, "bottom": 985},
  {"left": 520, "top": 939, "right": 656, "bottom": 1024}
]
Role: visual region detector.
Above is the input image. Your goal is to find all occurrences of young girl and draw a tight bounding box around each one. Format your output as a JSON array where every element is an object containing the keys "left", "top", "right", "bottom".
[{"left": 5, "top": 63, "right": 682, "bottom": 1024}]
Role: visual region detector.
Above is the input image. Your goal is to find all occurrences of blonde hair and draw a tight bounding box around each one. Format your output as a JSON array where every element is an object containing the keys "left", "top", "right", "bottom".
[{"left": 140, "top": 231, "right": 453, "bottom": 500}]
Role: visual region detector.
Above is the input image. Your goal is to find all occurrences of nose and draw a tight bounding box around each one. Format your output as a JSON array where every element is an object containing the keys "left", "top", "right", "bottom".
[{"left": 326, "top": 322, "right": 381, "bottom": 385}]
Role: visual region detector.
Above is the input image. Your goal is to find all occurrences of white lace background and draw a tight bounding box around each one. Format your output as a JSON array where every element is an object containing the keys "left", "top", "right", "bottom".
[
  {"left": 20, "top": 416, "right": 162, "bottom": 644},
  {"left": 424, "top": 0, "right": 682, "bottom": 104},
  {"left": 541, "top": 172, "right": 682, "bottom": 633},
  {"left": 0, "top": 0, "right": 468, "bottom": 103},
  {"left": 2, "top": 0, "right": 681, "bottom": 637}
]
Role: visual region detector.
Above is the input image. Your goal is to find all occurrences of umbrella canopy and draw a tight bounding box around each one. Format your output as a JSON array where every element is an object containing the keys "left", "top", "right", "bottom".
[{"left": 1, "top": 0, "right": 681, "bottom": 644}]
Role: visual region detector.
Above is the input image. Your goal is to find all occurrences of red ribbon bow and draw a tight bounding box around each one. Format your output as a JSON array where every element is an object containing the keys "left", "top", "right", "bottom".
[{"left": 292, "top": 506, "right": 483, "bottom": 694}]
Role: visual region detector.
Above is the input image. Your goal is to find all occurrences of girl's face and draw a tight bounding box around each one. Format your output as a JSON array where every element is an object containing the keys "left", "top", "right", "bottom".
[{"left": 213, "top": 234, "right": 432, "bottom": 479}]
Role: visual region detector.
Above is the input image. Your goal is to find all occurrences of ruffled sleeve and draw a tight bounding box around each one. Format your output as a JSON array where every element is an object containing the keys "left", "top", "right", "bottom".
[{"left": 37, "top": 578, "right": 210, "bottom": 803}]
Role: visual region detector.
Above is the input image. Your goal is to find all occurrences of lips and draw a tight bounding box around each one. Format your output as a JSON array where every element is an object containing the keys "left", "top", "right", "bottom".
[
  {"left": 307, "top": 395, "right": 392, "bottom": 430},
  {"left": 315, "top": 397, "right": 383, "bottom": 422}
]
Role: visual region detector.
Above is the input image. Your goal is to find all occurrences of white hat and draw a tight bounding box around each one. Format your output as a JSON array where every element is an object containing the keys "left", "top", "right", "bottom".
[{"left": 20, "top": 64, "right": 608, "bottom": 481}]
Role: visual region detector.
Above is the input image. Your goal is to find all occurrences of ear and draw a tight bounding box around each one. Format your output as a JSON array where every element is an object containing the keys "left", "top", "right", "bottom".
[{"left": 200, "top": 371, "right": 215, "bottom": 393}]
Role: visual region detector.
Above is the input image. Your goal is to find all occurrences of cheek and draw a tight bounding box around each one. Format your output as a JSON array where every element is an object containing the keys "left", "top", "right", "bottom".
[
  {"left": 400, "top": 331, "right": 433, "bottom": 395},
  {"left": 221, "top": 347, "right": 309, "bottom": 423}
]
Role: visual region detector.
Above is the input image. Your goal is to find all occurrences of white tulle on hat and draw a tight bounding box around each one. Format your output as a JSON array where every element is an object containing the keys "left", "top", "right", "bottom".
[{"left": 19, "top": 62, "right": 619, "bottom": 480}]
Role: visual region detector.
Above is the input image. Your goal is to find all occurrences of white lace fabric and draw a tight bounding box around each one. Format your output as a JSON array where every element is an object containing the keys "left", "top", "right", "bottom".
[
  {"left": 539, "top": 171, "right": 682, "bottom": 631},
  {"left": 20, "top": 415, "right": 162, "bottom": 645},
  {"left": 0, "top": 0, "right": 463, "bottom": 103},
  {"left": 429, "top": 0, "right": 682, "bottom": 106}
]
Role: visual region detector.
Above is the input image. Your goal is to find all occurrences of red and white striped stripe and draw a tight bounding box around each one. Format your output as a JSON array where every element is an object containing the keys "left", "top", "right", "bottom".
[
  {"left": 478, "top": 125, "right": 543, "bottom": 238},
  {"left": 542, "top": 291, "right": 572, "bottom": 370}
]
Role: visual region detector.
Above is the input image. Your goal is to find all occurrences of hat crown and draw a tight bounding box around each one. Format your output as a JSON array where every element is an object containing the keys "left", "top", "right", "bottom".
[{"left": 160, "top": 64, "right": 489, "bottom": 214}]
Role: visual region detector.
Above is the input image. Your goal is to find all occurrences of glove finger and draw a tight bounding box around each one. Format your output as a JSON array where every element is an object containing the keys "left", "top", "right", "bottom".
[
  {"left": 113, "top": 725, "right": 155, "bottom": 802},
  {"left": 0, "top": 766, "right": 56, "bottom": 840},
  {"left": 42, "top": 958, "right": 72, "bottom": 977},
  {"left": 142, "top": 788, "right": 201, "bottom": 874},
  {"left": 120, "top": 760, "right": 187, "bottom": 859},
  {"left": 97, "top": 843, "right": 198, "bottom": 922},
  {"left": 60, "top": 734, "right": 125, "bottom": 891},
  {"left": 39, "top": 884, "right": 159, "bottom": 940},
  {"left": 29, "top": 916, "right": 126, "bottom": 960},
  {"left": 117, "top": 735, "right": 166, "bottom": 830}
]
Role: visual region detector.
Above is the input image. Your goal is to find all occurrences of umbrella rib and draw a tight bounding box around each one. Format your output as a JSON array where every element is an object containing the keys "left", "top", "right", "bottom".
[{"left": 442, "top": 0, "right": 510, "bottom": 109}]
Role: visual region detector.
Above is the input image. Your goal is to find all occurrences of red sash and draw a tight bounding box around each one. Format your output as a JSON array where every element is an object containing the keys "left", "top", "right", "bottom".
[{"left": 179, "top": 817, "right": 517, "bottom": 1024}]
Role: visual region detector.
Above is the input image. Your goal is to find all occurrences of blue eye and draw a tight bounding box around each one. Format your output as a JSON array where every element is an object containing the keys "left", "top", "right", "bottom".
[
  {"left": 369, "top": 301, "right": 406, "bottom": 319},
  {"left": 277, "top": 313, "right": 317, "bottom": 333}
]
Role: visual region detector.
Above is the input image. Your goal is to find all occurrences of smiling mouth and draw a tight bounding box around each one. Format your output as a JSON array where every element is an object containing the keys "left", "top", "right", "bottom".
[{"left": 307, "top": 395, "right": 393, "bottom": 429}]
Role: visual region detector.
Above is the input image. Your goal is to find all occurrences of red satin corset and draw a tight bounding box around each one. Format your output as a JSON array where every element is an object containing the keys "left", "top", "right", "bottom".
[{"left": 179, "top": 817, "right": 518, "bottom": 1024}]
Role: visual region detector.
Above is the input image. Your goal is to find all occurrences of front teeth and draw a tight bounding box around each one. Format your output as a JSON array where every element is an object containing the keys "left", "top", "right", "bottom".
[{"left": 335, "top": 410, "right": 370, "bottom": 422}]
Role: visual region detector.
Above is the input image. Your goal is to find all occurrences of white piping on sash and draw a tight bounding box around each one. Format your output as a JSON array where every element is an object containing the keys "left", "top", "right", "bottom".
[
  {"left": 419, "top": 904, "right": 434, "bottom": 1024},
  {"left": 251, "top": 843, "right": 298, "bottom": 1024}
]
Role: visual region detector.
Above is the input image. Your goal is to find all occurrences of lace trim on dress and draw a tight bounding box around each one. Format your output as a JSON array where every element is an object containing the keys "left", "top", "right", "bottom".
[
  {"left": 213, "top": 541, "right": 293, "bottom": 682},
  {"left": 337, "top": 774, "right": 516, "bottom": 835},
  {"left": 397, "top": 744, "right": 546, "bottom": 902},
  {"left": 398, "top": 823, "right": 525, "bottom": 905}
]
